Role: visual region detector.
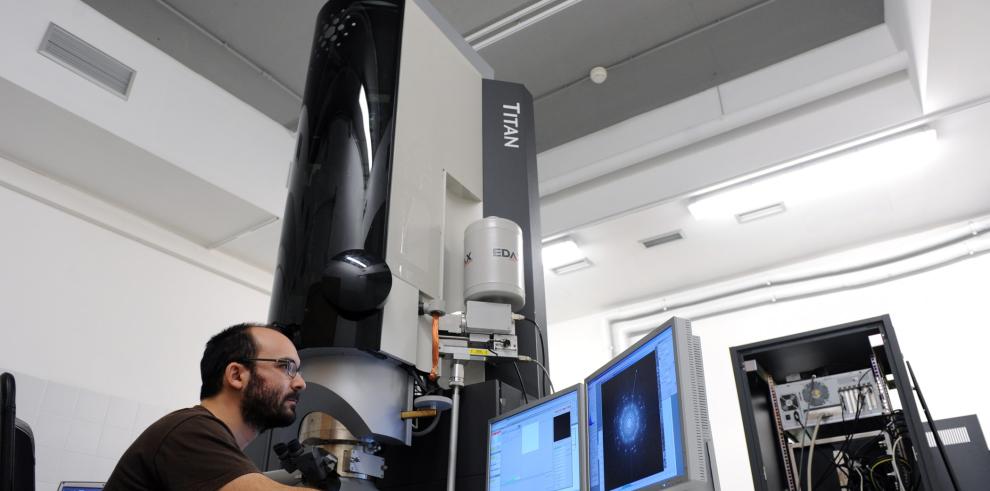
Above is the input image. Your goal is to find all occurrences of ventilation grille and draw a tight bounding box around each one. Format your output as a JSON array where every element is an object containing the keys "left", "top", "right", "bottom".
[
  {"left": 689, "top": 331, "right": 711, "bottom": 482},
  {"left": 926, "top": 427, "right": 970, "bottom": 447},
  {"left": 639, "top": 230, "right": 684, "bottom": 249},
  {"left": 39, "top": 23, "right": 135, "bottom": 97}
]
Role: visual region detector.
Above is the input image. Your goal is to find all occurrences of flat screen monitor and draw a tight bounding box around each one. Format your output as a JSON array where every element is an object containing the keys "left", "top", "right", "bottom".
[
  {"left": 585, "top": 317, "right": 714, "bottom": 491},
  {"left": 57, "top": 483, "right": 104, "bottom": 491},
  {"left": 487, "top": 383, "right": 587, "bottom": 491}
]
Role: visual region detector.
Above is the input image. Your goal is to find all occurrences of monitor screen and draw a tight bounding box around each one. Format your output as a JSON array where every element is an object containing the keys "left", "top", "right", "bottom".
[
  {"left": 488, "top": 388, "right": 583, "bottom": 491},
  {"left": 586, "top": 324, "right": 685, "bottom": 490},
  {"left": 58, "top": 484, "right": 104, "bottom": 491}
]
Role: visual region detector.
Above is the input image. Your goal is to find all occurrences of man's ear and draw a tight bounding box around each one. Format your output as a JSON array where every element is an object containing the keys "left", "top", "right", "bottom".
[{"left": 224, "top": 362, "right": 250, "bottom": 392}]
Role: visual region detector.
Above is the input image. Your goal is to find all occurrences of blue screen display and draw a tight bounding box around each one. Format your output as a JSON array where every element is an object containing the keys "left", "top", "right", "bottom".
[
  {"left": 489, "top": 390, "right": 581, "bottom": 491},
  {"left": 587, "top": 325, "right": 684, "bottom": 490}
]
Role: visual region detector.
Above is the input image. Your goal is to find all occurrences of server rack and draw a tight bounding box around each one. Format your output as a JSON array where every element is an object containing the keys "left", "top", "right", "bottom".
[{"left": 729, "top": 315, "right": 951, "bottom": 490}]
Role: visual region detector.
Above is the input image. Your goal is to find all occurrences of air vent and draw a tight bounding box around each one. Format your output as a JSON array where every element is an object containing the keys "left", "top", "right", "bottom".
[
  {"left": 38, "top": 23, "right": 135, "bottom": 98},
  {"left": 926, "top": 427, "right": 970, "bottom": 447},
  {"left": 639, "top": 230, "right": 684, "bottom": 249}
]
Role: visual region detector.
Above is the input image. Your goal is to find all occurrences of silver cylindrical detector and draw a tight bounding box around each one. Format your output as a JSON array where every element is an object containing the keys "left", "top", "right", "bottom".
[{"left": 463, "top": 216, "right": 526, "bottom": 311}]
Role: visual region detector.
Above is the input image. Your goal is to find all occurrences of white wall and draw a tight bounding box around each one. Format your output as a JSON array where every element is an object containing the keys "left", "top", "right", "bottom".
[
  {"left": 549, "top": 241, "right": 990, "bottom": 490},
  {"left": 0, "top": 156, "right": 271, "bottom": 485},
  {"left": 0, "top": 369, "right": 174, "bottom": 489},
  {"left": 0, "top": 0, "right": 294, "bottom": 215},
  {"left": 0, "top": 173, "right": 271, "bottom": 404},
  {"left": 926, "top": 0, "right": 990, "bottom": 111},
  {"left": 884, "top": 0, "right": 932, "bottom": 109}
]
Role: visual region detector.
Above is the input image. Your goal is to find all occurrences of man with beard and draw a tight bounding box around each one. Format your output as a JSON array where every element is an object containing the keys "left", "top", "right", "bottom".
[{"left": 104, "top": 323, "right": 309, "bottom": 490}]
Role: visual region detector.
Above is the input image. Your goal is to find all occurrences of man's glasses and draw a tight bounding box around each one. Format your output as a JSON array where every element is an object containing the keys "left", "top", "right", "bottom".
[{"left": 242, "top": 358, "right": 300, "bottom": 379}]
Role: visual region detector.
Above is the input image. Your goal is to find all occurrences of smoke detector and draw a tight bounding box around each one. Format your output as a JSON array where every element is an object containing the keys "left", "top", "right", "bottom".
[{"left": 590, "top": 66, "right": 607, "bottom": 84}]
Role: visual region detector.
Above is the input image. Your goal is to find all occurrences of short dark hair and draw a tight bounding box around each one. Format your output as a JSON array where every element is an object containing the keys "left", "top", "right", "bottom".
[{"left": 199, "top": 323, "right": 279, "bottom": 400}]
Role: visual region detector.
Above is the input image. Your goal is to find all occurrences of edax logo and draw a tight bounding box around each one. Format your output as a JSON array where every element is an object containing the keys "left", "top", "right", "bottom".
[{"left": 493, "top": 248, "right": 518, "bottom": 262}]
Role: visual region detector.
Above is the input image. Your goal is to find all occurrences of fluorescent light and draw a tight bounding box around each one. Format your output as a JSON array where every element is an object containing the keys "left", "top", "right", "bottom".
[
  {"left": 467, "top": 0, "right": 585, "bottom": 50},
  {"left": 542, "top": 237, "right": 586, "bottom": 269},
  {"left": 736, "top": 202, "right": 786, "bottom": 223},
  {"left": 551, "top": 258, "right": 593, "bottom": 275},
  {"left": 688, "top": 128, "right": 938, "bottom": 221}
]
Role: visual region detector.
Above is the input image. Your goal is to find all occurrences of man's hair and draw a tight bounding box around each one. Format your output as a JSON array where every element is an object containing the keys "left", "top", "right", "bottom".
[{"left": 199, "top": 322, "right": 280, "bottom": 400}]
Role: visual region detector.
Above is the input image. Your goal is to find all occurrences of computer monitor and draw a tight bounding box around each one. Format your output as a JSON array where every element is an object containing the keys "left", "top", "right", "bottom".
[
  {"left": 3, "top": 372, "right": 35, "bottom": 491},
  {"left": 585, "top": 317, "right": 716, "bottom": 491},
  {"left": 487, "top": 383, "right": 587, "bottom": 491},
  {"left": 57, "top": 482, "right": 104, "bottom": 491}
]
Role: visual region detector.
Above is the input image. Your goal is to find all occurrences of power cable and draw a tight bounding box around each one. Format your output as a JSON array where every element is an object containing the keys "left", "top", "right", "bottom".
[
  {"left": 521, "top": 317, "right": 551, "bottom": 396},
  {"left": 812, "top": 372, "right": 870, "bottom": 489},
  {"left": 522, "top": 356, "right": 555, "bottom": 394},
  {"left": 807, "top": 416, "right": 825, "bottom": 491},
  {"left": 892, "top": 436, "right": 906, "bottom": 491},
  {"left": 512, "top": 361, "right": 530, "bottom": 405}
]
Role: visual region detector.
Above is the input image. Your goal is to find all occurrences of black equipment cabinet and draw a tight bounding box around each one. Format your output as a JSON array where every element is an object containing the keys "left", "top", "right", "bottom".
[
  {"left": 377, "top": 379, "right": 525, "bottom": 490},
  {"left": 729, "top": 315, "right": 945, "bottom": 491}
]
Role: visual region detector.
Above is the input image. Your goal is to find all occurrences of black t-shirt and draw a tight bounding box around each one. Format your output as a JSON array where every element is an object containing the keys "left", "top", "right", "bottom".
[{"left": 104, "top": 405, "right": 259, "bottom": 491}]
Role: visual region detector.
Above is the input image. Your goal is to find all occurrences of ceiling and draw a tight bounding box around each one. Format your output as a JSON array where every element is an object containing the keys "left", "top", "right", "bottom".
[
  {"left": 80, "top": 0, "right": 883, "bottom": 151},
  {"left": 0, "top": 76, "right": 277, "bottom": 252},
  {"left": 12, "top": 0, "right": 990, "bottom": 324},
  {"left": 544, "top": 101, "right": 990, "bottom": 320}
]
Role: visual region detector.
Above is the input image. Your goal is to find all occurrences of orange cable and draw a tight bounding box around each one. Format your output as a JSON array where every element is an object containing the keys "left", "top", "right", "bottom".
[{"left": 429, "top": 313, "right": 440, "bottom": 381}]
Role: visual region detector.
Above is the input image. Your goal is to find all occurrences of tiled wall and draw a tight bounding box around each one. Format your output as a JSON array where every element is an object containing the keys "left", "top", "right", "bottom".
[{"left": 2, "top": 369, "right": 172, "bottom": 490}]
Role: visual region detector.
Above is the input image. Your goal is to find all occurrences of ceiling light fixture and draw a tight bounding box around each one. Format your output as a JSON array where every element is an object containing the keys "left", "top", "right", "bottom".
[
  {"left": 687, "top": 127, "right": 938, "bottom": 221},
  {"left": 542, "top": 236, "right": 587, "bottom": 270},
  {"left": 551, "top": 258, "right": 593, "bottom": 275},
  {"left": 735, "top": 202, "right": 786, "bottom": 223},
  {"left": 639, "top": 230, "right": 684, "bottom": 248},
  {"left": 467, "top": 0, "right": 585, "bottom": 50}
]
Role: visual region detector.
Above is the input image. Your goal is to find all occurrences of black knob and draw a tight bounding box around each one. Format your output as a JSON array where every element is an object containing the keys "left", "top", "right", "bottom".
[{"left": 287, "top": 439, "right": 302, "bottom": 454}]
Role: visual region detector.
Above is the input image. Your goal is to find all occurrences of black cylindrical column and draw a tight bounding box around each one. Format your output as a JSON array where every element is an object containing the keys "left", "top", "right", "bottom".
[{"left": 269, "top": 0, "right": 404, "bottom": 350}]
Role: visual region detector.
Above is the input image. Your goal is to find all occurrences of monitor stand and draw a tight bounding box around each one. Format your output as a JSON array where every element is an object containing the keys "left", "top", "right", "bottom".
[{"left": 705, "top": 440, "right": 721, "bottom": 491}]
